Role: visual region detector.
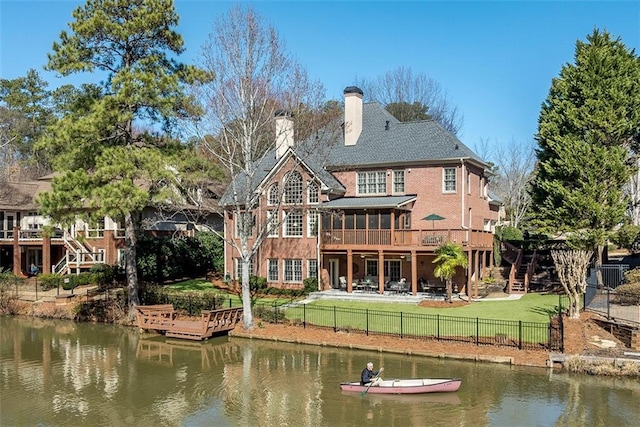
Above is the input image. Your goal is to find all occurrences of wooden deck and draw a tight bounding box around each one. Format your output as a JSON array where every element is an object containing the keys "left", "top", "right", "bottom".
[{"left": 135, "top": 304, "right": 243, "bottom": 341}]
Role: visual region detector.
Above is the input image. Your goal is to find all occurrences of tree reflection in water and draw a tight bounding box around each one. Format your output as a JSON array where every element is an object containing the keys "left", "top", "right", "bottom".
[{"left": 1, "top": 316, "right": 638, "bottom": 426}]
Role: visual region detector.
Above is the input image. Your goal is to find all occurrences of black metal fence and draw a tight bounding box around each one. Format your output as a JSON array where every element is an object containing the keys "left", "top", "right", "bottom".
[
  {"left": 253, "top": 302, "right": 562, "bottom": 351},
  {"left": 583, "top": 264, "right": 640, "bottom": 326},
  {"left": 9, "top": 278, "right": 564, "bottom": 351}
]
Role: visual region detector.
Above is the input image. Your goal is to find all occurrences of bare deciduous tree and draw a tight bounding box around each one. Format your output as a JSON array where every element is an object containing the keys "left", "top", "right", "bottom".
[
  {"left": 625, "top": 157, "right": 640, "bottom": 225},
  {"left": 551, "top": 249, "right": 592, "bottom": 318},
  {"left": 356, "top": 66, "right": 463, "bottom": 136},
  {"left": 489, "top": 139, "right": 536, "bottom": 228},
  {"left": 189, "top": 6, "right": 338, "bottom": 329}
]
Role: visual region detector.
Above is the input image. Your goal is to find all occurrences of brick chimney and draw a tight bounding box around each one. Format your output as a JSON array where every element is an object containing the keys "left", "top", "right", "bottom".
[
  {"left": 344, "top": 86, "right": 363, "bottom": 146},
  {"left": 275, "top": 110, "right": 294, "bottom": 159}
]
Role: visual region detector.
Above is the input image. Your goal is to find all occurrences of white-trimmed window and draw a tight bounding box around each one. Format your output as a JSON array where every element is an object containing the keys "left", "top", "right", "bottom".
[
  {"left": 284, "top": 259, "right": 303, "bottom": 282},
  {"left": 307, "top": 259, "right": 318, "bottom": 279},
  {"left": 268, "top": 183, "right": 280, "bottom": 205},
  {"left": 86, "top": 220, "right": 105, "bottom": 238},
  {"left": 307, "top": 210, "right": 318, "bottom": 237},
  {"left": 268, "top": 259, "right": 279, "bottom": 282},
  {"left": 443, "top": 168, "right": 457, "bottom": 193},
  {"left": 393, "top": 170, "right": 405, "bottom": 194},
  {"left": 234, "top": 257, "right": 254, "bottom": 280},
  {"left": 357, "top": 171, "right": 386, "bottom": 195},
  {"left": 266, "top": 211, "right": 278, "bottom": 237},
  {"left": 283, "top": 210, "right": 303, "bottom": 237},
  {"left": 467, "top": 170, "right": 471, "bottom": 195},
  {"left": 307, "top": 181, "right": 319, "bottom": 204},
  {"left": 284, "top": 171, "right": 303, "bottom": 204}
]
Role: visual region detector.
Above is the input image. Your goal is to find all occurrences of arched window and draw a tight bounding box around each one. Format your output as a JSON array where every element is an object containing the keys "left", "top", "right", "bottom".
[
  {"left": 307, "top": 181, "right": 319, "bottom": 204},
  {"left": 268, "top": 183, "right": 279, "bottom": 205},
  {"left": 284, "top": 171, "right": 303, "bottom": 204}
]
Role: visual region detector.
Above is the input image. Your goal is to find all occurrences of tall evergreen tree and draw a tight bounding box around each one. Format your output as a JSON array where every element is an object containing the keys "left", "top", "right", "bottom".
[
  {"left": 37, "top": 0, "right": 207, "bottom": 310},
  {"left": 529, "top": 29, "right": 640, "bottom": 317},
  {"left": 0, "top": 70, "right": 55, "bottom": 179}
]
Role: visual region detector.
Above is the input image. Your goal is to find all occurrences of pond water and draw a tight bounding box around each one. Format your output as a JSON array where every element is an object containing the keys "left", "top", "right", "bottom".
[{"left": 1, "top": 316, "right": 638, "bottom": 426}]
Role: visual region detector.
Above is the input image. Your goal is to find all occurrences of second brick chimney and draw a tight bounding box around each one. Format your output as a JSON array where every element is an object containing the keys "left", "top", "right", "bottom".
[
  {"left": 275, "top": 110, "right": 294, "bottom": 159},
  {"left": 344, "top": 86, "right": 363, "bottom": 146}
]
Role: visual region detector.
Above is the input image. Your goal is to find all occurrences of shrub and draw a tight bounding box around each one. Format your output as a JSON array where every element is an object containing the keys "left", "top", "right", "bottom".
[
  {"left": 499, "top": 225, "right": 523, "bottom": 242},
  {"left": 39, "top": 273, "right": 63, "bottom": 291},
  {"left": 613, "top": 283, "right": 640, "bottom": 305},
  {"left": 249, "top": 275, "right": 268, "bottom": 293},
  {"left": 623, "top": 267, "right": 640, "bottom": 285},
  {"left": 141, "top": 286, "right": 229, "bottom": 315},
  {"left": 90, "top": 263, "right": 117, "bottom": 288},
  {"left": 68, "top": 272, "right": 94, "bottom": 288},
  {"left": 136, "top": 233, "right": 222, "bottom": 283},
  {"left": 303, "top": 277, "right": 318, "bottom": 294},
  {"left": 253, "top": 305, "right": 283, "bottom": 323},
  {"left": 0, "top": 269, "right": 23, "bottom": 315}
]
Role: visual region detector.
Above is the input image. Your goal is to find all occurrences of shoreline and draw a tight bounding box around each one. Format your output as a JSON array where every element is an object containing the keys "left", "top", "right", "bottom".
[
  {"left": 5, "top": 296, "right": 640, "bottom": 376},
  {"left": 229, "top": 322, "right": 550, "bottom": 368}
]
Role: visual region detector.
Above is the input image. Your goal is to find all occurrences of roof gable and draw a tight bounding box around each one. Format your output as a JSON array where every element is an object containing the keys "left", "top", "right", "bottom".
[{"left": 221, "top": 100, "right": 490, "bottom": 206}]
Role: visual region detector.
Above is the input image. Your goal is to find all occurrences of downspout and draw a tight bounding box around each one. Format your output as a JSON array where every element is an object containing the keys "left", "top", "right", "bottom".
[
  {"left": 223, "top": 210, "right": 228, "bottom": 281},
  {"left": 316, "top": 207, "right": 321, "bottom": 291},
  {"left": 460, "top": 159, "right": 466, "bottom": 229}
]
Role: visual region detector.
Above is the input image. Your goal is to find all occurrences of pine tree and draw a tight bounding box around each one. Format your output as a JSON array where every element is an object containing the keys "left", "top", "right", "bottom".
[{"left": 37, "top": 0, "right": 207, "bottom": 310}]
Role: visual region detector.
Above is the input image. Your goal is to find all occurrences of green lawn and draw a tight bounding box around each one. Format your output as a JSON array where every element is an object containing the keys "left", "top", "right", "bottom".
[
  {"left": 164, "top": 280, "right": 561, "bottom": 323},
  {"left": 163, "top": 280, "right": 561, "bottom": 345},
  {"left": 163, "top": 279, "right": 302, "bottom": 306},
  {"left": 282, "top": 294, "right": 563, "bottom": 345},
  {"left": 305, "top": 293, "right": 562, "bottom": 323},
  {"left": 165, "top": 279, "right": 218, "bottom": 292}
]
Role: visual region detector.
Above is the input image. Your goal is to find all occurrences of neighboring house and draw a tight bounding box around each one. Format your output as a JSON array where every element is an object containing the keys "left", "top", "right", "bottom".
[
  {"left": 221, "top": 86, "right": 500, "bottom": 298},
  {"left": 0, "top": 174, "right": 223, "bottom": 277}
]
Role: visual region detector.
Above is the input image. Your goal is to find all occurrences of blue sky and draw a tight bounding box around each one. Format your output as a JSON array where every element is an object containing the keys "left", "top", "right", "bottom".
[{"left": 1, "top": 1, "right": 639, "bottom": 156}]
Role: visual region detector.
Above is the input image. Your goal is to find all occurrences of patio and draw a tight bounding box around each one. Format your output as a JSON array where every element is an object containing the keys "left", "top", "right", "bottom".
[{"left": 308, "top": 288, "right": 454, "bottom": 304}]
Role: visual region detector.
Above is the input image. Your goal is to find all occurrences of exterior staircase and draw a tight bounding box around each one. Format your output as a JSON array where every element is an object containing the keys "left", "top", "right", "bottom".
[
  {"left": 53, "top": 231, "right": 105, "bottom": 275},
  {"left": 502, "top": 241, "right": 536, "bottom": 294}
]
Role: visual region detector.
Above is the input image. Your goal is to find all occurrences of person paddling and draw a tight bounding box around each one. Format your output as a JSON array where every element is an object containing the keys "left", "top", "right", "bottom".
[{"left": 360, "top": 362, "right": 382, "bottom": 386}]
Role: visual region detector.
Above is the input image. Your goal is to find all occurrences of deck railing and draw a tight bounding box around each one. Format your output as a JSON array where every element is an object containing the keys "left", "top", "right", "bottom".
[{"left": 320, "top": 228, "right": 493, "bottom": 248}]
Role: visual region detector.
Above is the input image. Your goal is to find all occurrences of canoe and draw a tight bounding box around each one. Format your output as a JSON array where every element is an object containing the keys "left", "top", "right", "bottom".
[{"left": 340, "top": 378, "right": 461, "bottom": 394}]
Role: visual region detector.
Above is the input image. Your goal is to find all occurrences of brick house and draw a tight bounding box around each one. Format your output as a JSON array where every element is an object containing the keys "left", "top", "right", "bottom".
[
  {"left": 0, "top": 174, "right": 222, "bottom": 277},
  {"left": 221, "top": 86, "right": 500, "bottom": 298}
]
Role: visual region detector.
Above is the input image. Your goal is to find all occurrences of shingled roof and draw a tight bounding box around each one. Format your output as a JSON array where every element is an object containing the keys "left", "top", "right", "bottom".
[
  {"left": 220, "top": 100, "right": 488, "bottom": 207},
  {"left": 320, "top": 102, "right": 484, "bottom": 168},
  {"left": 0, "top": 179, "right": 51, "bottom": 210}
]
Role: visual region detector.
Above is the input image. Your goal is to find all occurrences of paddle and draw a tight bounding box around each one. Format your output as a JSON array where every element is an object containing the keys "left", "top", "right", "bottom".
[{"left": 361, "top": 367, "right": 383, "bottom": 396}]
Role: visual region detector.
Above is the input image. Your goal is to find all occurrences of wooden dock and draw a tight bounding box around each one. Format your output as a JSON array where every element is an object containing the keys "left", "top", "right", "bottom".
[{"left": 135, "top": 304, "right": 243, "bottom": 340}]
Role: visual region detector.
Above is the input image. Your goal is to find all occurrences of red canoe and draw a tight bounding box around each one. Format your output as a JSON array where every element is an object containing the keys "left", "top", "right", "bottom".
[{"left": 340, "top": 378, "right": 462, "bottom": 394}]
